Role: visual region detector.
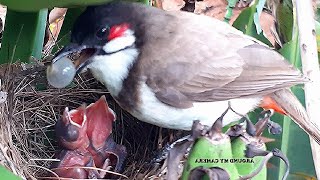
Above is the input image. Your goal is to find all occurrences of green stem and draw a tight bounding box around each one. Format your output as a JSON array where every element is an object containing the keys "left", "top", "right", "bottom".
[{"left": 224, "top": 0, "right": 238, "bottom": 23}]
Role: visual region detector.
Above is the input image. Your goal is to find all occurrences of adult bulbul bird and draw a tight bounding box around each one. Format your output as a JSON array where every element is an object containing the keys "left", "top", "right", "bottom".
[{"left": 47, "top": 2, "right": 320, "bottom": 144}]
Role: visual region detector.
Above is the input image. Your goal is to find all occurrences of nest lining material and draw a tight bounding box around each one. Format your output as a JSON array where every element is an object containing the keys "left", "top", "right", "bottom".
[{"left": 0, "top": 63, "right": 180, "bottom": 179}]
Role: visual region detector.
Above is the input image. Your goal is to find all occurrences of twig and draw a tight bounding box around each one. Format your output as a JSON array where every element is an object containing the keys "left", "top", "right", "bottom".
[
  {"left": 294, "top": 0, "right": 320, "bottom": 178},
  {"left": 28, "top": 164, "right": 59, "bottom": 180}
]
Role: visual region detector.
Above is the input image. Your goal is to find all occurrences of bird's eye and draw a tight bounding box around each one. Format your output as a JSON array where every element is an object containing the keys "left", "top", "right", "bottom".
[{"left": 96, "top": 27, "right": 110, "bottom": 39}]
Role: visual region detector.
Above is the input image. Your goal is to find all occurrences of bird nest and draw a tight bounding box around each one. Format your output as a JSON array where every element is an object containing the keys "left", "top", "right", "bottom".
[{"left": 0, "top": 62, "right": 180, "bottom": 179}]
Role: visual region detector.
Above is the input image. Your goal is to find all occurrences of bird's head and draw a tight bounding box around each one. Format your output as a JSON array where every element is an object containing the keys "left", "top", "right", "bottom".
[
  {"left": 55, "top": 105, "right": 89, "bottom": 150},
  {"left": 47, "top": 2, "right": 144, "bottom": 90}
]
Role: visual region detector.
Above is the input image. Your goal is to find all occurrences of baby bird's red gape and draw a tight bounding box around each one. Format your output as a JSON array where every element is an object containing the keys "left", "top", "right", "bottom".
[{"left": 52, "top": 96, "right": 127, "bottom": 179}]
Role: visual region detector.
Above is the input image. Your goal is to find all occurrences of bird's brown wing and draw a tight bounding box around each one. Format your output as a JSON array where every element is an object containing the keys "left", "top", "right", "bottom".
[{"left": 136, "top": 8, "right": 306, "bottom": 108}]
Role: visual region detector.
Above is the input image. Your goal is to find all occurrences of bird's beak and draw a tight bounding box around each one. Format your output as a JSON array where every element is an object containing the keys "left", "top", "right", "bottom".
[
  {"left": 51, "top": 44, "right": 102, "bottom": 74},
  {"left": 55, "top": 105, "right": 90, "bottom": 150}
]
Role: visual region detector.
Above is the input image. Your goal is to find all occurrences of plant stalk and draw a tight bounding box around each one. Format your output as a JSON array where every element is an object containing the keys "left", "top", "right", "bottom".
[{"left": 294, "top": 0, "right": 320, "bottom": 178}]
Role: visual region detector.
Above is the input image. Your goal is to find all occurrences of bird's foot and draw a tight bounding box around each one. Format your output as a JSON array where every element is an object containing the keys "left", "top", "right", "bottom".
[{"left": 152, "top": 134, "right": 191, "bottom": 164}]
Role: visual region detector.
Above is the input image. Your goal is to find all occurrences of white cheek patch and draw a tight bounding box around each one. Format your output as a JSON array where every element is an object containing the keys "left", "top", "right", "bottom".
[
  {"left": 103, "top": 30, "right": 136, "bottom": 53},
  {"left": 88, "top": 48, "right": 139, "bottom": 96}
]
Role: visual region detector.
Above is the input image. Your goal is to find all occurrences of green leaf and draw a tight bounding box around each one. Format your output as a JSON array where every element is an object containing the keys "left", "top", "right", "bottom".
[
  {"left": 0, "top": 9, "right": 48, "bottom": 63},
  {"left": 274, "top": 0, "right": 293, "bottom": 44},
  {"left": 232, "top": 0, "right": 272, "bottom": 46},
  {"left": 0, "top": 165, "right": 21, "bottom": 180}
]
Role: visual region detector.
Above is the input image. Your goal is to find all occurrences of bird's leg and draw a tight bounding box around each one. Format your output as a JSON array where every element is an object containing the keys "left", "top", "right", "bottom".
[{"left": 152, "top": 135, "right": 191, "bottom": 163}]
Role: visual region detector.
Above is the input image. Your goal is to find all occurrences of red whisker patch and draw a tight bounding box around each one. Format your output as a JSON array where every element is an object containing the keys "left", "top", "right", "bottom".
[{"left": 108, "top": 23, "right": 130, "bottom": 41}]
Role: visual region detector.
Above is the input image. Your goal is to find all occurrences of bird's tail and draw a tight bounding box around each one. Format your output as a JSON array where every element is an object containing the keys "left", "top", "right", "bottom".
[{"left": 270, "top": 89, "right": 320, "bottom": 145}]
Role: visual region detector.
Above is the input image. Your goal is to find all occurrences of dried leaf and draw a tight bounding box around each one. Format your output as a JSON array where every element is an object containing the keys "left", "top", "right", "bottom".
[{"left": 162, "top": 0, "right": 186, "bottom": 11}]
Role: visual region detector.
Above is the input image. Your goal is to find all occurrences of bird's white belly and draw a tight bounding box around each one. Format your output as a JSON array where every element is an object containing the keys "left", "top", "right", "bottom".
[{"left": 131, "top": 83, "right": 262, "bottom": 130}]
